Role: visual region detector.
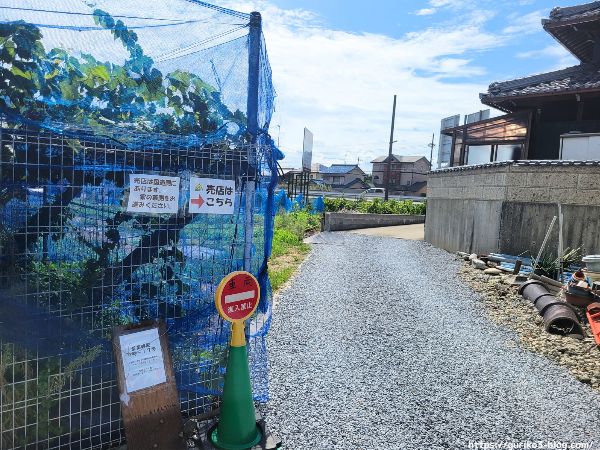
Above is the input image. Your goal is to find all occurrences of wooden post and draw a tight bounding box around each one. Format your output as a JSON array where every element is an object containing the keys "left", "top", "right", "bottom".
[{"left": 113, "top": 321, "right": 185, "bottom": 450}]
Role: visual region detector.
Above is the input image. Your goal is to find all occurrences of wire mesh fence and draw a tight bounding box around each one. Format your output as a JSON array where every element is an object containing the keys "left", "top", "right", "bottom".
[
  {"left": 0, "top": 117, "right": 276, "bottom": 449},
  {"left": 0, "top": 1, "right": 278, "bottom": 448}
]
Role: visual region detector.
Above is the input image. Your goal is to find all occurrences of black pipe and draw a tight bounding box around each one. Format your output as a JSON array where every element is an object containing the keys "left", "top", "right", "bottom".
[
  {"left": 533, "top": 295, "right": 565, "bottom": 314},
  {"left": 519, "top": 280, "right": 549, "bottom": 304},
  {"left": 518, "top": 280, "right": 584, "bottom": 338},
  {"left": 544, "top": 305, "right": 583, "bottom": 337}
]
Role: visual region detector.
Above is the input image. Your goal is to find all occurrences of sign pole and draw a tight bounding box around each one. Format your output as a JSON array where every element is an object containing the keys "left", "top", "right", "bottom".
[{"left": 210, "top": 271, "right": 262, "bottom": 449}]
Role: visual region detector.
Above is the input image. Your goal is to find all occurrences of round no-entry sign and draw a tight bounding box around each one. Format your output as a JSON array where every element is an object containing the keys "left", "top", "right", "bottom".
[{"left": 215, "top": 271, "right": 260, "bottom": 322}]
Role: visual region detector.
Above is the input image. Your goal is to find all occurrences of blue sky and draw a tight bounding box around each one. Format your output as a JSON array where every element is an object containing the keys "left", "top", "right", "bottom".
[
  {"left": 222, "top": 0, "right": 583, "bottom": 170},
  {"left": 268, "top": 0, "right": 580, "bottom": 83}
]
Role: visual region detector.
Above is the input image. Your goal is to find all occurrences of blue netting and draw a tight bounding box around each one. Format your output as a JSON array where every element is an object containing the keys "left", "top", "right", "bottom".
[
  {"left": 274, "top": 188, "right": 293, "bottom": 213},
  {"left": 293, "top": 194, "right": 305, "bottom": 209},
  {"left": 312, "top": 196, "right": 325, "bottom": 214},
  {"left": 0, "top": 1, "right": 281, "bottom": 449}
]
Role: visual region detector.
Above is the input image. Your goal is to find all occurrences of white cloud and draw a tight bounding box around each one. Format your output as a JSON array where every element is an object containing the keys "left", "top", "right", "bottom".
[
  {"left": 430, "top": 0, "right": 461, "bottom": 7},
  {"left": 415, "top": 8, "right": 437, "bottom": 16},
  {"left": 517, "top": 44, "right": 578, "bottom": 70},
  {"left": 503, "top": 10, "right": 546, "bottom": 35},
  {"left": 219, "top": 1, "right": 503, "bottom": 169},
  {"left": 413, "top": 0, "right": 475, "bottom": 16}
]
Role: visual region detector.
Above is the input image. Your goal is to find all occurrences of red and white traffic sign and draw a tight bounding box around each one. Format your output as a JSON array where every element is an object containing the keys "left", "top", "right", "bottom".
[{"left": 215, "top": 271, "right": 260, "bottom": 322}]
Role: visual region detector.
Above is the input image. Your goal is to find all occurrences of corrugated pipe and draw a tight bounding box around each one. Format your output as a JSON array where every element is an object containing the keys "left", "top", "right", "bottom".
[{"left": 518, "top": 280, "right": 584, "bottom": 339}]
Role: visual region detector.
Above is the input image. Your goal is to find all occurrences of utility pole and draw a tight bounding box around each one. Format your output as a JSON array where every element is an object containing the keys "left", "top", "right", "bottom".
[
  {"left": 385, "top": 94, "right": 397, "bottom": 201},
  {"left": 428, "top": 132, "right": 435, "bottom": 171},
  {"left": 276, "top": 124, "right": 281, "bottom": 147}
]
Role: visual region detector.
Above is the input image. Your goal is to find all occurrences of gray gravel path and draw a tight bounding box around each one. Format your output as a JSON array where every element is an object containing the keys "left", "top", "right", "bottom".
[{"left": 264, "top": 232, "right": 600, "bottom": 450}]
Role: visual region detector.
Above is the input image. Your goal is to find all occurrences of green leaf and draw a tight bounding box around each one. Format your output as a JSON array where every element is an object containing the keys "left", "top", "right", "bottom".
[
  {"left": 59, "top": 80, "right": 79, "bottom": 100},
  {"left": 89, "top": 65, "right": 110, "bottom": 82},
  {"left": 11, "top": 66, "right": 32, "bottom": 79},
  {"left": 44, "top": 69, "right": 59, "bottom": 80},
  {"left": 93, "top": 9, "right": 115, "bottom": 29}
]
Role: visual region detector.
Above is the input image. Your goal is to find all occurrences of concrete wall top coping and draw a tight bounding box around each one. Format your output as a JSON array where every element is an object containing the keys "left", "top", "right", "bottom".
[
  {"left": 429, "top": 160, "right": 600, "bottom": 176},
  {"left": 325, "top": 212, "right": 425, "bottom": 219},
  {"left": 324, "top": 212, "right": 425, "bottom": 231}
]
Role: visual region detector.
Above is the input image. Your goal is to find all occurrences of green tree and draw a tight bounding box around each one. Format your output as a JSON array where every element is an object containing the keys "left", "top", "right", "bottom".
[{"left": 0, "top": 10, "right": 246, "bottom": 134}]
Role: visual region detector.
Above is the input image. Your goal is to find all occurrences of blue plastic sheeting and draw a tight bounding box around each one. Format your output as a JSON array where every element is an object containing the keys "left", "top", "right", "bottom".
[
  {"left": 0, "top": 2, "right": 281, "bottom": 449},
  {"left": 491, "top": 253, "right": 576, "bottom": 282},
  {"left": 312, "top": 196, "right": 325, "bottom": 213},
  {"left": 274, "top": 189, "right": 294, "bottom": 212},
  {"left": 294, "top": 194, "right": 305, "bottom": 209}
]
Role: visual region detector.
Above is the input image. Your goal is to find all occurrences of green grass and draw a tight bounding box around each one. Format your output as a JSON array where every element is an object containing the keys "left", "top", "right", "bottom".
[
  {"left": 269, "top": 209, "right": 320, "bottom": 292},
  {"left": 270, "top": 266, "right": 298, "bottom": 292},
  {"left": 324, "top": 197, "right": 426, "bottom": 215}
]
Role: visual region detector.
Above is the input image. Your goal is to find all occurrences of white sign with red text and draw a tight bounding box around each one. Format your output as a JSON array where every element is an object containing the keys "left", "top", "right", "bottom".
[
  {"left": 127, "top": 174, "right": 180, "bottom": 214},
  {"left": 188, "top": 177, "right": 235, "bottom": 215}
]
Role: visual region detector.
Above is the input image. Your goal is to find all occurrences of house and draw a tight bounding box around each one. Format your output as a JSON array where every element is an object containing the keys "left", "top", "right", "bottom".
[
  {"left": 441, "top": 2, "right": 600, "bottom": 166},
  {"left": 278, "top": 167, "right": 300, "bottom": 184},
  {"left": 426, "top": 2, "right": 600, "bottom": 256},
  {"left": 319, "top": 164, "right": 367, "bottom": 189},
  {"left": 310, "top": 163, "right": 327, "bottom": 181},
  {"left": 371, "top": 155, "right": 430, "bottom": 191}
]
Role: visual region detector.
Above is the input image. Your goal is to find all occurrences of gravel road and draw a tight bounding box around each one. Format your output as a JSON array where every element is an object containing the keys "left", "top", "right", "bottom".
[{"left": 264, "top": 232, "right": 600, "bottom": 450}]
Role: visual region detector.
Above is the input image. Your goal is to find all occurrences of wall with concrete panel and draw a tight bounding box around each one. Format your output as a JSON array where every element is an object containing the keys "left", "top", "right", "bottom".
[{"left": 425, "top": 161, "right": 600, "bottom": 255}]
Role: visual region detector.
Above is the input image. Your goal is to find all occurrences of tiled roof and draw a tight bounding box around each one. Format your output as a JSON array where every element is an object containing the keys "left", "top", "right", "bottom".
[
  {"left": 431, "top": 159, "right": 600, "bottom": 174},
  {"left": 338, "top": 177, "right": 370, "bottom": 189},
  {"left": 320, "top": 164, "right": 363, "bottom": 174},
  {"left": 540, "top": 3, "right": 600, "bottom": 64},
  {"left": 371, "top": 155, "right": 425, "bottom": 163},
  {"left": 544, "top": 2, "right": 600, "bottom": 25},
  {"left": 481, "top": 64, "right": 600, "bottom": 103}
]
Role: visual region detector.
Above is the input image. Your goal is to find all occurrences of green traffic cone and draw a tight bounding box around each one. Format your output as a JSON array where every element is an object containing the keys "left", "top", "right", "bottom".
[{"left": 210, "top": 322, "right": 262, "bottom": 450}]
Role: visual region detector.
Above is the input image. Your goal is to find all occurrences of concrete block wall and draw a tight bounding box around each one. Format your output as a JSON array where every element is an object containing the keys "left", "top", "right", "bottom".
[
  {"left": 324, "top": 213, "right": 425, "bottom": 232},
  {"left": 427, "top": 165, "right": 511, "bottom": 202},
  {"left": 425, "top": 161, "right": 600, "bottom": 255}
]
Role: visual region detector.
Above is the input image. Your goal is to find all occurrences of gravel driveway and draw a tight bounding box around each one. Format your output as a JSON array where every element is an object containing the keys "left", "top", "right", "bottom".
[{"left": 264, "top": 232, "right": 600, "bottom": 450}]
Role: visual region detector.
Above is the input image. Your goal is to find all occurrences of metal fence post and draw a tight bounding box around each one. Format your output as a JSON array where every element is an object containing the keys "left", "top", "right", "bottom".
[
  {"left": 244, "top": 12, "right": 261, "bottom": 271},
  {"left": 247, "top": 12, "right": 261, "bottom": 141}
]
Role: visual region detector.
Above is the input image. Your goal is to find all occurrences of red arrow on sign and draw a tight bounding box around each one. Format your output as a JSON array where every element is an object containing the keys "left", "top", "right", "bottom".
[{"left": 191, "top": 195, "right": 204, "bottom": 208}]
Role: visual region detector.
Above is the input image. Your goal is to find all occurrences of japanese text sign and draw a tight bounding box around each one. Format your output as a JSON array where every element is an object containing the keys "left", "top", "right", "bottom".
[
  {"left": 215, "top": 271, "right": 260, "bottom": 322},
  {"left": 119, "top": 327, "right": 167, "bottom": 393},
  {"left": 127, "top": 174, "right": 180, "bottom": 214},
  {"left": 189, "top": 177, "right": 235, "bottom": 215},
  {"left": 113, "top": 322, "right": 185, "bottom": 450}
]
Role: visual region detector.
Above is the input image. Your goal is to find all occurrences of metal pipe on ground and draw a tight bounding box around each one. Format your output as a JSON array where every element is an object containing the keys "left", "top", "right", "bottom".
[{"left": 518, "top": 280, "right": 584, "bottom": 339}]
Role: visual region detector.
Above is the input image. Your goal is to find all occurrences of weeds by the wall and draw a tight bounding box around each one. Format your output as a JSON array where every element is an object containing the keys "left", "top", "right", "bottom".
[{"left": 324, "top": 198, "right": 426, "bottom": 215}]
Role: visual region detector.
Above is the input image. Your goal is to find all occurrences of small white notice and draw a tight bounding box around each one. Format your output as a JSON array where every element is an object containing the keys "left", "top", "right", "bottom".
[
  {"left": 119, "top": 328, "right": 166, "bottom": 393},
  {"left": 188, "top": 177, "right": 235, "bottom": 215},
  {"left": 127, "top": 174, "right": 180, "bottom": 214}
]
